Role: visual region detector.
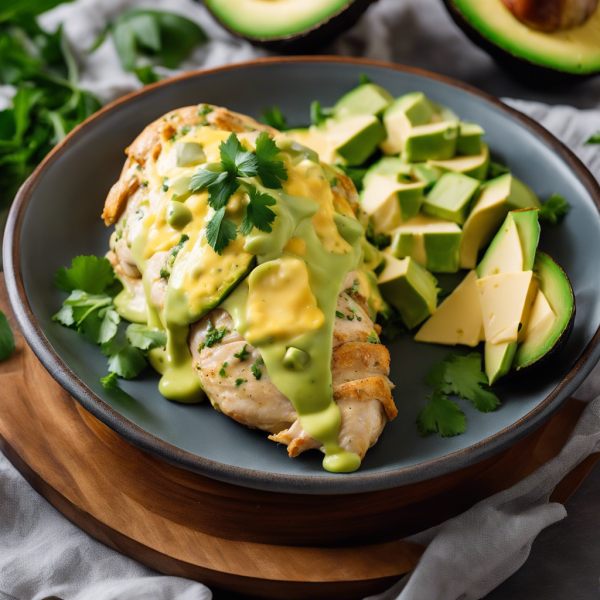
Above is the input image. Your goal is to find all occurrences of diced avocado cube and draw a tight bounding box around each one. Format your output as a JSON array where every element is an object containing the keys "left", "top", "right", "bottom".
[
  {"left": 286, "top": 127, "right": 341, "bottom": 165},
  {"left": 363, "top": 269, "right": 392, "bottom": 321},
  {"left": 378, "top": 255, "right": 438, "bottom": 329},
  {"left": 423, "top": 172, "right": 480, "bottom": 225},
  {"left": 170, "top": 175, "right": 193, "bottom": 200},
  {"left": 363, "top": 156, "right": 412, "bottom": 188},
  {"left": 411, "top": 163, "right": 442, "bottom": 191},
  {"left": 166, "top": 201, "right": 193, "bottom": 229},
  {"left": 428, "top": 143, "right": 490, "bottom": 180},
  {"left": 460, "top": 174, "right": 541, "bottom": 270},
  {"left": 334, "top": 83, "right": 394, "bottom": 119},
  {"left": 276, "top": 138, "right": 319, "bottom": 165},
  {"left": 175, "top": 142, "right": 206, "bottom": 167},
  {"left": 402, "top": 122, "right": 459, "bottom": 162},
  {"left": 381, "top": 92, "right": 434, "bottom": 155},
  {"left": 283, "top": 347, "right": 310, "bottom": 371},
  {"left": 389, "top": 214, "right": 462, "bottom": 273},
  {"left": 325, "top": 115, "right": 386, "bottom": 166},
  {"left": 361, "top": 174, "right": 425, "bottom": 234},
  {"left": 333, "top": 212, "right": 364, "bottom": 246},
  {"left": 457, "top": 123, "right": 485, "bottom": 156}
]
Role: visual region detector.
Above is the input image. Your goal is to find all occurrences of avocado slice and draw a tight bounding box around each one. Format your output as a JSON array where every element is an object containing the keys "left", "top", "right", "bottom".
[
  {"left": 460, "top": 174, "right": 540, "bottom": 270},
  {"left": 334, "top": 83, "right": 394, "bottom": 119},
  {"left": 285, "top": 128, "right": 341, "bottom": 165},
  {"left": 411, "top": 163, "right": 443, "bottom": 191},
  {"left": 414, "top": 270, "right": 483, "bottom": 347},
  {"left": 361, "top": 175, "right": 425, "bottom": 233},
  {"left": 428, "top": 143, "right": 490, "bottom": 180},
  {"left": 381, "top": 92, "right": 435, "bottom": 155},
  {"left": 457, "top": 123, "right": 485, "bottom": 156},
  {"left": 390, "top": 214, "right": 462, "bottom": 273},
  {"left": 402, "top": 121, "right": 459, "bottom": 163},
  {"left": 442, "top": 0, "right": 600, "bottom": 80},
  {"left": 364, "top": 157, "right": 413, "bottom": 188},
  {"left": 326, "top": 115, "right": 386, "bottom": 166},
  {"left": 204, "top": 0, "right": 376, "bottom": 51},
  {"left": 423, "top": 172, "right": 481, "bottom": 225},
  {"left": 514, "top": 252, "right": 575, "bottom": 370},
  {"left": 378, "top": 255, "right": 438, "bottom": 329},
  {"left": 175, "top": 142, "right": 206, "bottom": 167}
]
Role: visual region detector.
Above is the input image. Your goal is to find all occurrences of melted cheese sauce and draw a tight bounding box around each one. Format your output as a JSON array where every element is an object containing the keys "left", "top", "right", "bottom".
[{"left": 122, "top": 121, "right": 367, "bottom": 472}]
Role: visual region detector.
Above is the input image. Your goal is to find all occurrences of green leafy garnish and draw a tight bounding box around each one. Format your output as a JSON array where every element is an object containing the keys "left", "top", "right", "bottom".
[
  {"left": 366, "top": 331, "right": 380, "bottom": 344},
  {"left": 335, "top": 311, "right": 345, "bottom": 319},
  {"left": 201, "top": 320, "right": 228, "bottom": 350},
  {"left": 206, "top": 206, "right": 238, "bottom": 255},
  {"left": 261, "top": 106, "right": 288, "bottom": 131},
  {"left": 89, "top": 9, "right": 208, "bottom": 84},
  {"left": 254, "top": 132, "right": 288, "bottom": 189},
  {"left": 585, "top": 131, "right": 600, "bottom": 145},
  {"left": 235, "top": 377, "right": 247, "bottom": 388},
  {"left": 417, "top": 352, "right": 500, "bottom": 437},
  {"left": 487, "top": 161, "right": 510, "bottom": 178},
  {"left": 251, "top": 357, "right": 263, "bottom": 380},
  {"left": 126, "top": 323, "right": 167, "bottom": 350},
  {"left": 359, "top": 72, "right": 372, "bottom": 85},
  {"left": 102, "top": 332, "right": 147, "bottom": 379},
  {"left": 219, "top": 361, "right": 228, "bottom": 377},
  {"left": 417, "top": 389, "right": 466, "bottom": 438},
  {"left": 234, "top": 344, "right": 250, "bottom": 360},
  {"left": 0, "top": 310, "right": 15, "bottom": 362},
  {"left": 538, "top": 194, "right": 570, "bottom": 225},
  {"left": 101, "top": 372, "right": 119, "bottom": 389},
  {"left": 55, "top": 255, "right": 115, "bottom": 294},
  {"left": 239, "top": 186, "right": 276, "bottom": 236},
  {"left": 310, "top": 101, "right": 333, "bottom": 126}
]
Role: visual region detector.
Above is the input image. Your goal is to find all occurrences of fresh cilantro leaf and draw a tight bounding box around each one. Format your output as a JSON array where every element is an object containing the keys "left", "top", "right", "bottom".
[
  {"left": 487, "top": 161, "right": 511, "bottom": 179},
  {"left": 262, "top": 106, "right": 288, "bottom": 131},
  {"left": 189, "top": 168, "right": 228, "bottom": 192},
  {"left": 417, "top": 390, "right": 466, "bottom": 437},
  {"left": 102, "top": 332, "right": 147, "bottom": 379},
  {"left": 255, "top": 132, "right": 287, "bottom": 188},
  {"left": 198, "top": 104, "right": 213, "bottom": 116},
  {"left": 239, "top": 185, "right": 276, "bottom": 235},
  {"left": 53, "top": 290, "right": 113, "bottom": 330},
  {"left": 335, "top": 311, "right": 345, "bottom": 319},
  {"left": 359, "top": 72, "right": 372, "bottom": 85},
  {"left": 235, "top": 377, "right": 247, "bottom": 388},
  {"left": 206, "top": 206, "right": 238, "bottom": 255},
  {"left": 0, "top": 310, "right": 15, "bottom": 362},
  {"left": 101, "top": 372, "right": 119, "bottom": 389},
  {"left": 55, "top": 255, "right": 115, "bottom": 294},
  {"left": 219, "top": 361, "right": 228, "bottom": 377},
  {"left": 219, "top": 132, "right": 258, "bottom": 177},
  {"left": 234, "top": 344, "right": 250, "bottom": 360},
  {"left": 436, "top": 353, "right": 500, "bottom": 413},
  {"left": 207, "top": 175, "right": 240, "bottom": 211},
  {"left": 538, "top": 194, "right": 570, "bottom": 225},
  {"left": 585, "top": 131, "right": 600, "bottom": 144},
  {"left": 126, "top": 323, "right": 167, "bottom": 350},
  {"left": 251, "top": 359, "right": 263, "bottom": 380},
  {"left": 310, "top": 101, "right": 333, "bottom": 126},
  {"left": 80, "top": 306, "right": 120, "bottom": 345},
  {"left": 201, "top": 320, "right": 228, "bottom": 349}
]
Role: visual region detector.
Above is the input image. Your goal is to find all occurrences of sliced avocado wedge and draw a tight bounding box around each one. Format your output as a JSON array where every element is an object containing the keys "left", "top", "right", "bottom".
[
  {"left": 485, "top": 341, "right": 517, "bottom": 386},
  {"left": 423, "top": 172, "right": 481, "bottom": 225},
  {"left": 514, "top": 252, "right": 575, "bottom": 370},
  {"left": 415, "top": 270, "right": 483, "bottom": 347},
  {"left": 403, "top": 121, "right": 459, "bottom": 163},
  {"left": 204, "top": 0, "right": 376, "bottom": 51},
  {"left": 442, "top": 0, "right": 600, "bottom": 80},
  {"left": 428, "top": 143, "right": 490, "bottom": 180},
  {"left": 326, "top": 115, "right": 386, "bottom": 166},
  {"left": 285, "top": 128, "right": 341, "bottom": 165},
  {"left": 334, "top": 83, "right": 394, "bottom": 119},
  {"left": 361, "top": 175, "right": 425, "bottom": 233},
  {"left": 378, "top": 255, "right": 438, "bottom": 329},
  {"left": 411, "top": 163, "right": 443, "bottom": 191},
  {"left": 389, "top": 214, "right": 462, "bottom": 273},
  {"left": 381, "top": 92, "right": 435, "bottom": 155}
]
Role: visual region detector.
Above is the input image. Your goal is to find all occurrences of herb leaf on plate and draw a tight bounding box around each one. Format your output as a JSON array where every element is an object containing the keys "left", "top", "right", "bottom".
[
  {"left": 55, "top": 255, "right": 115, "bottom": 294},
  {"left": 416, "top": 389, "right": 466, "bottom": 437},
  {"left": 0, "top": 310, "right": 15, "bottom": 362},
  {"left": 538, "top": 193, "right": 570, "bottom": 225},
  {"left": 261, "top": 106, "right": 288, "bottom": 131},
  {"left": 126, "top": 323, "right": 167, "bottom": 350}
]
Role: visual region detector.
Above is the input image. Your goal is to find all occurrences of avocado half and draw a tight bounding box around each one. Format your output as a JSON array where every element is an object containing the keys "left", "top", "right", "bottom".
[
  {"left": 204, "top": 0, "right": 377, "bottom": 52},
  {"left": 513, "top": 251, "right": 576, "bottom": 373},
  {"left": 442, "top": 0, "right": 600, "bottom": 83}
]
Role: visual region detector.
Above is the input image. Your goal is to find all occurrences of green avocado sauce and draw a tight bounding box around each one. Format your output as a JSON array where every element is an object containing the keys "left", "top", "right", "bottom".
[{"left": 124, "top": 130, "right": 366, "bottom": 472}]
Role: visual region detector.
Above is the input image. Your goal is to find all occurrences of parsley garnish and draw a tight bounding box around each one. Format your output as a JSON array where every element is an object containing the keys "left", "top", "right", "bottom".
[
  {"left": 234, "top": 344, "right": 250, "bottom": 360},
  {"left": 201, "top": 320, "right": 228, "bottom": 349},
  {"left": 366, "top": 331, "right": 380, "bottom": 344},
  {"left": 417, "top": 352, "right": 500, "bottom": 438},
  {"left": 335, "top": 311, "right": 345, "bottom": 319},
  {"left": 261, "top": 106, "right": 288, "bottom": 130},
  {"left": 161, "top": 234, "right": 189, "bottom": 277},
  {"left": 235, "top": 378, "right": 247, "bottom": 388},
  {"left": 189, "top": 132, "right": 286, "bottom": 254},
  {"left": 487, "top": 161, "right": 511, "bottom": 178},
  {"left": 219, "top": 361, "right": 228, "bottom": 377},
  {"left": 585, "top": 131, "right": 600, "bottom": 145},
  {"left": 198, "top": 104, "right": 213, "bottom": 116},
  {"left": 125, "top": 324, "right": 167, "bottom": 350},
  {"left": 101, "top": 372, "right": 119, "bottom": 389},
  {"left": 538, "top": 194, "right": 570, "bottom": 225},
  {"left": 55, "top": 255, "right": 115, "bottom": 295},
  {"left": 0, "top": 310, "right": 15, "bottom": 363},
  {"left": 251, "top": 357, "right": 264, "bottom": 380}
]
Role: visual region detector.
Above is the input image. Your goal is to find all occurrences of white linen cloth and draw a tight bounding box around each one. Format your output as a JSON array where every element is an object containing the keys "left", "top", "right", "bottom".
[{"left": 2, "top": 0, "right": 600, "bottom": 599}]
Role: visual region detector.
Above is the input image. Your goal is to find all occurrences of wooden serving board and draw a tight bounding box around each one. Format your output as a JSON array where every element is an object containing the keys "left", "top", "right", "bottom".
[{"left": 0, "top": 274, "right": 597, "bottom": 599}]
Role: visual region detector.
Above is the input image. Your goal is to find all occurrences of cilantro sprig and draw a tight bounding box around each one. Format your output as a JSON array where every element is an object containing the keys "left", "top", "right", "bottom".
[
  {"left": 189, "top": 132, "right": 286, "bottom": 254},
  {"left": 417, "top": 352, "right": 500, "bottom": 438},
  {"left": 53, "top": 255, "right": 168, "bottom": 386},
  {"left": 538, "top": 194, "right": 570, "bottom": 225}
]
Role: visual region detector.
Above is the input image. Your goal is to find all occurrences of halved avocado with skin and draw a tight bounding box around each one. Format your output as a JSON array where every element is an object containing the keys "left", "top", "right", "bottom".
[
  {"left": 205, "top": 0, "right": 376, "bottom": 52},
  {"left": 443, "top": 0, "right": 600, "bottom": 83},
  {"left": 513, "top": 252, "right": 575, "bottom": 371}
]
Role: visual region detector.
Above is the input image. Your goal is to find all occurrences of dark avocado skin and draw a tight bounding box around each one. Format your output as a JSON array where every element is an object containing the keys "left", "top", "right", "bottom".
[
  {"left": 206, "top": 0, "right": 377, "bottom": 53},
  {"left": 442, "top": 0, "right": 596, "bottom": 86}
]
